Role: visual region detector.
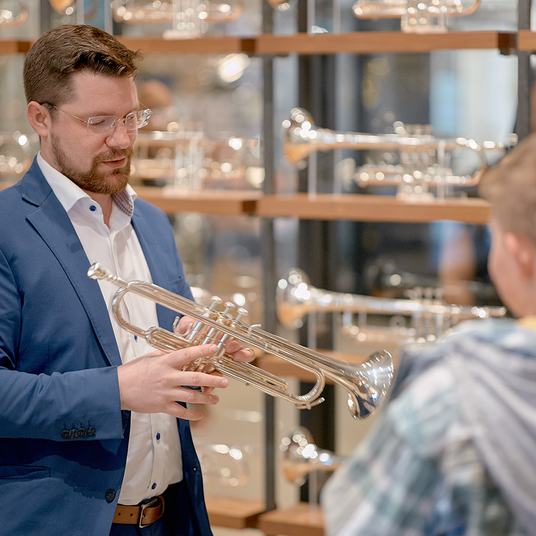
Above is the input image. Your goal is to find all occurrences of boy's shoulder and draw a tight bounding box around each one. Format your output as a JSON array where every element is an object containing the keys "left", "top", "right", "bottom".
[{"left": 387, "top": 318, "right": 536, "bottom": 456}]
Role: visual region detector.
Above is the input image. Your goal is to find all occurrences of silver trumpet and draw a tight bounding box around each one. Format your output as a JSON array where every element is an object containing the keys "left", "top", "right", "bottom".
[
  {"left": 278, "top": 268, "right": 507, "bottom": 344},
  {"left": 353, "top": 0, "right": 480, "bottom": 33},
  {"left": 111, "top": 0, "right": 243, "bottom": 37},
  {"left": 197, "top": 443, "right": 248, "bottom": 488},
  {"left": 88, "top": 263, "right": 394, "bottom": 419},
  {"left": 353, "top": 0, "right": 480, "bottom": 19},
  {"left": 280, "top": 428, "right": 345, "bottom": 486},
  {"left": 283, "top": 108, "right": 493, "bottom": 192}
]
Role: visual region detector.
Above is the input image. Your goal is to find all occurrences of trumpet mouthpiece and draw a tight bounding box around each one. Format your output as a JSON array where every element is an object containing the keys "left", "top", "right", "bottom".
[{"left": 87, "top": 262, "right": 111, "bottom": 281}]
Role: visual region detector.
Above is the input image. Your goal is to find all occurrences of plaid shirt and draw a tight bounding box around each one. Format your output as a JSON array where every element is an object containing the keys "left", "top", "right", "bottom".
[{"left": 322, "top": 319, "right": 534, "bottom": 536}]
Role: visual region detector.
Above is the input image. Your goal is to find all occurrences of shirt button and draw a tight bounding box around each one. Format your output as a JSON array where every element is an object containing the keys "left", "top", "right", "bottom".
[
  {"left": 151, "top": 483, "right": 157, "bottom": 490},
  {"left": 156, "top": 433, "right": 161, "bottom": 440},
  {"left": 89, "top": 205, "right": 96, "bottom": 212}
]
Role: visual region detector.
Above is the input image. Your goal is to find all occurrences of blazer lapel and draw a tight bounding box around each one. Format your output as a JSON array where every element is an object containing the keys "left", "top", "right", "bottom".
[{"left": 22, "top": 161, "right": 121, "bottom": 367}]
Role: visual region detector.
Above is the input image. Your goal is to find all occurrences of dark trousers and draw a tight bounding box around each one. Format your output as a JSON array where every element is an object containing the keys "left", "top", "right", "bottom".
[{"left": 109, "top": 480, "right": 198, "bottom": 536}]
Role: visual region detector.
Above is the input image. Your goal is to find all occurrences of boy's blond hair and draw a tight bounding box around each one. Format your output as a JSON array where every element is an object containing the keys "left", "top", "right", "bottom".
[{"left": 479, "top": 133, "right": 536, "bottom": 244}]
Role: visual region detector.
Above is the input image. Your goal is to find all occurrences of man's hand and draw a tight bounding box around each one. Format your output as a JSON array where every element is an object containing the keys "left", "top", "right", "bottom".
[
  {"left": 117, "top": 344, "right": 229, "bottom": 421},
  {"left": 174, "top": 316, "right": 255, "bottom": 363}
]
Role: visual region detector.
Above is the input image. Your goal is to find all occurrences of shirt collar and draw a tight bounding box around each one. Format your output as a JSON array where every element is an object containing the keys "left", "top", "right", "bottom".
[{"left": 37, "top": 152, "right": 137, "bottom": 218}]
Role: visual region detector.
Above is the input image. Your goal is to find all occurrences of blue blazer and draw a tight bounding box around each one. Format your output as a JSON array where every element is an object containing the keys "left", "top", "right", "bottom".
[{"left": 0, "top": 159, "right": 212, "bottom": 535}]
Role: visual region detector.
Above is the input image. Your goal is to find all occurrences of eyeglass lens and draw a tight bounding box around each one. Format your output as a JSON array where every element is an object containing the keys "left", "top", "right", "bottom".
[{"left": 86, "top": 111, "right": 150, "bottom": 134}]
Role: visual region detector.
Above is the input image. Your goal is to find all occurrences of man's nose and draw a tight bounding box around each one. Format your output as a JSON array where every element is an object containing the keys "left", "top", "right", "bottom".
[{"left": 106, "top": 119, "right": 134, "bottom": 148}]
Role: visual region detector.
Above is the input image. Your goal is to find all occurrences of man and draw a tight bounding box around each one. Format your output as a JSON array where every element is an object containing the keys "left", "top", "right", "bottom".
[
  {"left": 0, "top": 24, "right": 251, "bottom": 535},
  {"left": 321, "top": 135, "right": 536, "bottom": 535}
]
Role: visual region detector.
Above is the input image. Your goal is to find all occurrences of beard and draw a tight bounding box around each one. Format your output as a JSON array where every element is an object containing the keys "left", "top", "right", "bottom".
[{"left": 50, "top": 132, "right": 133, "bottom": 195}]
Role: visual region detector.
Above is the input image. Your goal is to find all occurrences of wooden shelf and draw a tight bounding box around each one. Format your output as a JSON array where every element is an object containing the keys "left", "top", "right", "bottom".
[
  {"left": 256, "top": 31, "right": 515, "bottom": 56},
  {"left": 258, "top": 503, "right": 324, "bottom": 536},
  {"left": 517, "top": 29, "right": 536, "bottom": 51},
  {"left": 257, "top": 193, "right": 491, "bottom": 224},
  {"left": 117, "top": 36, "right": 256, "bottom": 55},
  {"left": 0, "top": 40, "right": 33, "bottom": 55},
  {"left": 205, "top": 496, "right": 266, "bottom": 529},
  {"left": 135, "top": 187, "right": 261, "bottom": 216},
  {"left": 0, "top": 31, "right": 516, "bottom": 57},
  {"left": 2, "top": 182, "right": 490, "bottom": 222}
]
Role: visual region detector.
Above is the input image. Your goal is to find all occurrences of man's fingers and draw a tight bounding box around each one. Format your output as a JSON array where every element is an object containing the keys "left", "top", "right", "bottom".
[
  {"left": 174, "top": 316, "right": 195, "bottom": 335},
  {"left": 167, "top": 343, "right": 218, "bottom": 368},
  {"left": 166, "top": 402, "right": 205, "bottom": 421},
  {"left": 179, "top": 369, "right": 229, "bottom": 390}
]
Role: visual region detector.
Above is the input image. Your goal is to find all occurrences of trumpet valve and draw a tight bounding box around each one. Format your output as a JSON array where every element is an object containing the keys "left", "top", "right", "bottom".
[
  {"left": 235, "top": 307, "right": 248, "bottom": 323},
  {"left": 209, "top": 296, "right": 223, "bottom": 311},
  {"left": 223, "top": 301, "right": 236, "bottom": 315}
]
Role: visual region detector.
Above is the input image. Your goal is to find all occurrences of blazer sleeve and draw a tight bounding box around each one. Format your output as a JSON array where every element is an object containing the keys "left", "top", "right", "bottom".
[{"left": 0, "top": 246, "right": 126, "bottom": 442}]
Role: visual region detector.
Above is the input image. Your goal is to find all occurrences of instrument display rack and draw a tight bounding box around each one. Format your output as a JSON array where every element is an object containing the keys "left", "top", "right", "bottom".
[{"left": 1, "top": 0, "right": 533, "bottom": 531}]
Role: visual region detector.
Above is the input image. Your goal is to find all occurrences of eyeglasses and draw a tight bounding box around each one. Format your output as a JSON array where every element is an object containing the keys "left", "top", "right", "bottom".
[{"left": 43, "top": 103, "right": 153, "bottom": 136}]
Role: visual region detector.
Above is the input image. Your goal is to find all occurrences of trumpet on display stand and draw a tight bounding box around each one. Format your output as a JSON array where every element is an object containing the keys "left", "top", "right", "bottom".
[
  {"left": 280, "top": 428, "right": 345, "bottom": 486},
  {"left": 0, "top": 0, "right": 27, "bottom": 27},
  {"left": 277, "top": 268, "right": 508, "bottom": 346},
  {"left": 197, "top": 443, "right": 248, "bottom": 488},
  {"left": 111, "top": 0, "right": 243, "bottom": 38},
  {"left": 283, "top": 107, "right": 512, "bottom": 200},
  {"left": 280, "top": 428, "right": 346, "bottom": 518},
  {"left": 353, "top": 0, "right": 481, "bottom": 33},
  {"left": 88, "top": 263, "right": 394, "bottom": 419},
  {"left": 131, "top": 129, "right": 261, "bottom": 190}
]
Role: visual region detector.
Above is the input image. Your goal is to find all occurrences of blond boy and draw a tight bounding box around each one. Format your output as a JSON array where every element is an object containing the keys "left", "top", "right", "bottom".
[{"left": 321, "top": 134, "right": 536, "bottom": 536}]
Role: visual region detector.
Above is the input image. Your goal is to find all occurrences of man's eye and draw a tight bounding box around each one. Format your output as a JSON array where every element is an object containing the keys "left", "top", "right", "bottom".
[{"left": 90, "top": 118, "right": 111, "bottom": 127}]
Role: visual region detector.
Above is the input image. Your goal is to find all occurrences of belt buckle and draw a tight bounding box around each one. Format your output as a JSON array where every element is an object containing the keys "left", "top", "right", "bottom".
[{"left": 139, "top": 496, "right": 163, "bottom": 528}]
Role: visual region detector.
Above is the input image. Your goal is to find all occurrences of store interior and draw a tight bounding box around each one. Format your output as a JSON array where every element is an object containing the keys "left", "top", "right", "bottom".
[{"left": 0, "top": 0, "right": 532, "bottom": 533}]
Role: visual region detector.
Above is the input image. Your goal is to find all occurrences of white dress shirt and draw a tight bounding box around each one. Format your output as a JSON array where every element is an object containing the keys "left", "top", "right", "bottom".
[{"left": 37, "top": 153, "right": 183, "bottom": 505}]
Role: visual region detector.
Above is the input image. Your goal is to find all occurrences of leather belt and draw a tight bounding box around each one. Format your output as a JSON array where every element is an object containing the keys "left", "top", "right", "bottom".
[{"left": 113, "top": 495, "right": 165, "bottom": 528}]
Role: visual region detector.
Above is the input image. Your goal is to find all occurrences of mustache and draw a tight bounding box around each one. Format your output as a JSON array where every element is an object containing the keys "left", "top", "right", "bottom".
[{"left": 95, "top": 148, "right": 134, "bottom": 164}]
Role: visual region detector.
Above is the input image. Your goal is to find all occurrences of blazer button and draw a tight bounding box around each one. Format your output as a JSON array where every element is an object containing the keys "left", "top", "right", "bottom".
[{"left": 105, "top": 489, "right": 116, "bottom": 503}]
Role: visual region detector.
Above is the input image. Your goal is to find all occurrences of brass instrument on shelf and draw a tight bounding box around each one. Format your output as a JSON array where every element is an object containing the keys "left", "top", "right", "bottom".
[
  {"left": 88, "top": 263, "right": 394, "bottom": 419},
  {"left": 0, "top": 0, "right": 28, "bottom": 27},
  {"left": 197, "top": 443, "right": 248, "bottom": 488},
  {"left": 131, "top": 129, "right": 261, "bottom": 190},
  {"left": 280, "top": 428, "right": 345, "bottom": 486},
  {"left": 282, "top": 108, "right": 509, "bottom": 199},
  {"left": 0, "top": 132, "right": 35, "bottom": 179},
  {"left": 111, "top": 0, "right": 243, "bottom": 38},
  {"left": 277, "top": 268, "right": 507, "bottom": 345},
  {"left": 352, "top": 0, "right": 481, "bottom": 33}
]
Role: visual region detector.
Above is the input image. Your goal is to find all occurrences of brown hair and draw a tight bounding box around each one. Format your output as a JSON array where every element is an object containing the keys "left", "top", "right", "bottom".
[
  {"left": 23, "top": 24, "right": 142, "bottom": 107},
  {"left": 478, "top": 133, "right": 536, "bottom": 243}
]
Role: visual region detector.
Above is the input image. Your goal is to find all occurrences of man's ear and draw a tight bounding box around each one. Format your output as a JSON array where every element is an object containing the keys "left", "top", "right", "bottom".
[
  {"left": 27, "top": 102, "right": 51, "bottom": 138},
  {"left": 504, "top": 232, "right": 536, "bottom": 279}
]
